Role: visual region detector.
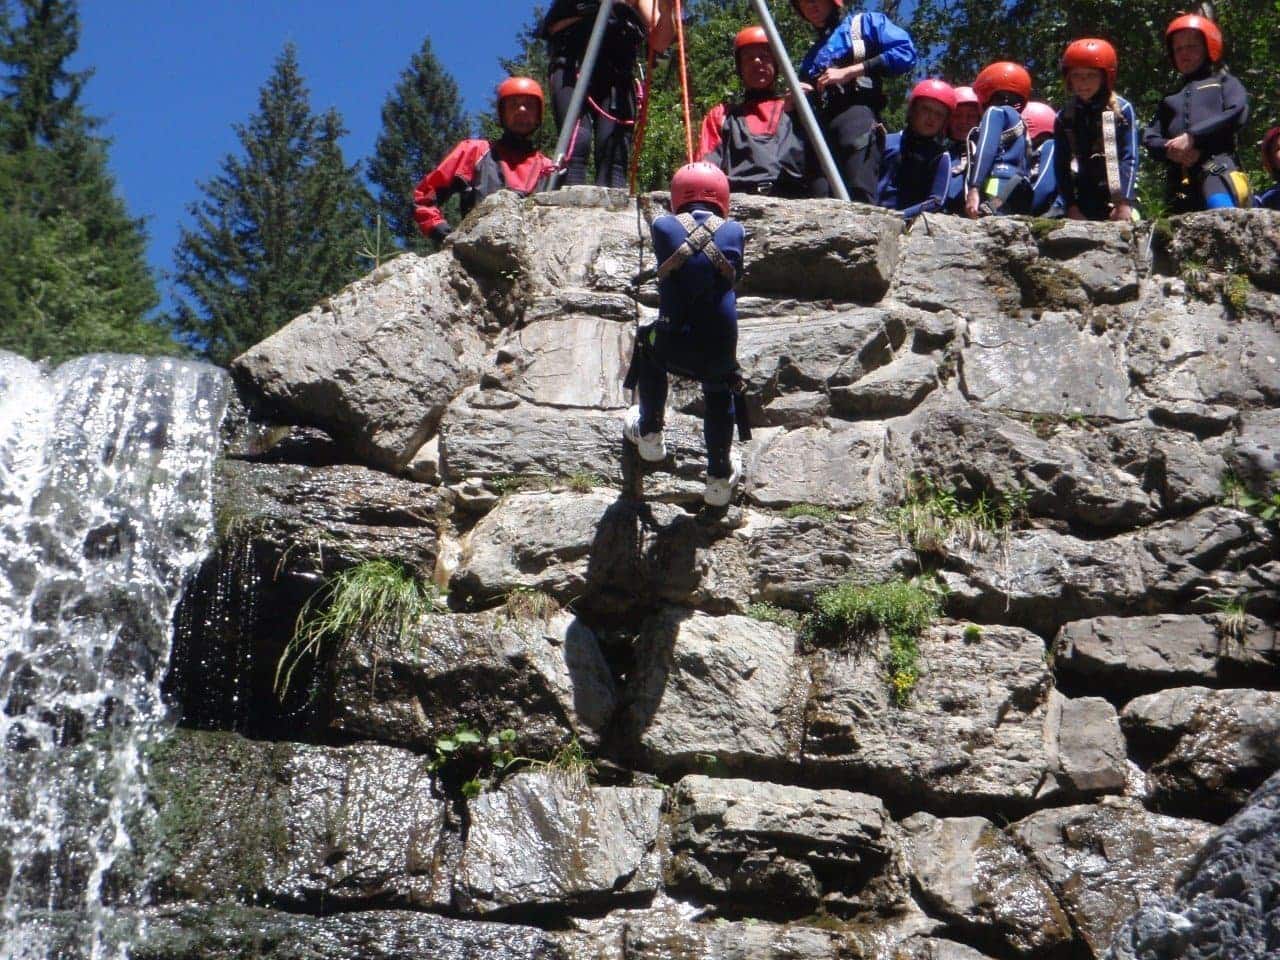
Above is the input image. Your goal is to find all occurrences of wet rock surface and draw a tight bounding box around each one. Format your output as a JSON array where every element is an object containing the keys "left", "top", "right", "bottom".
[{"left": 164, "top": 196, "right": 1280, "bottom": 960}]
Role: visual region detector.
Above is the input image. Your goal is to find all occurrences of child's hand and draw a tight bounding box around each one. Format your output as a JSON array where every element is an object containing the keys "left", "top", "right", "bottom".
[
  {"left": 816, "top": 63, "right": 861, "bottom": 90},
  {"left": 965, "top": 188, "right": 982, "bottom": 218},
  {"left": 1109, "top": 202, "right": 1133, "bottom": 222}
]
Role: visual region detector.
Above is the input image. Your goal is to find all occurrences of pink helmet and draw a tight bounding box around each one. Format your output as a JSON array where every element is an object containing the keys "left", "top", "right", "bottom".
[
  {"left": 671, "top": 162, "right": 730, "bottom": 217},
  {"left": 1022, "top": 101, "right": 1057, "bottom": 141},
  {"left": 953, "top": 86, "right": 980, "bottom": 108},
  {"left": 908, "top": 78, "right": 957, "bottom": 113}
]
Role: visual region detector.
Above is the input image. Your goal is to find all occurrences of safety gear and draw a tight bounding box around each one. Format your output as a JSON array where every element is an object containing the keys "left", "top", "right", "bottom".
[
  {"left": 1022, "top": 101, "right": 1057, "bottom": 142},
  {"left": 671, "top": 162, "right": 731, "bottom": 217},
  {"left": 734, "top": 25, "right": 770, "bottom": 52},
  {"left": 908, "top": 78, "right": 957, "bottom": 114},
  {"left": 413, "top": 138, "right": 555, "bottom": 236},
  {"left": 658, "top": 212, "right": 737, "bottom": 282},
  {"left": 1165, "top": 14, "right": 1223, "bottom": 65},
  {"left": 497, "top": 76, "right": 545, "bottom": 123},
  {"left": 624, "top": 405, "right": 667, "bottom": 462},
  {"left": 973, "top": 62, "right": 1032, "bottom": 108},
  {"left": 1262, "top": 126, "right": 1280, "bottom": 176},
  {"left": 704, "top": 450, "right": 743, "bottom": 507},
  {"left": 700, "top": 99, "right": 807, "bottom": 196},
  {"left": 954, "top": 86, "right": 979, "bottom": 108},
  {"left": 1061, "top": 38, "right": 1117, "bottom": 90}
]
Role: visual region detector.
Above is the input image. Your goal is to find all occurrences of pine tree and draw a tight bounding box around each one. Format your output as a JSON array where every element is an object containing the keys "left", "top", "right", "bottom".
[
  {"left": 0, "top": 0, "right": 170, "bottom": 363},
  {"left": 368, "top": 36, "right": 470, "bottom": 252},
  {"left": 170, "top": 44, "right": 372, "bottom": 366}
]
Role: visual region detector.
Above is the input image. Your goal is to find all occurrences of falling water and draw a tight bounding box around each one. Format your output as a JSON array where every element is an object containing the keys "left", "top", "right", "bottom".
[{"left": 0, "top": 352, "right": 228, "bottom": 959}]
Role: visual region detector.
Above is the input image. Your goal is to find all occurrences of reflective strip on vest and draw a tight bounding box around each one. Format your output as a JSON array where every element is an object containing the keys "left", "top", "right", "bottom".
[
  {"left": 848, "top": 14, "right": 866, "bottom": 64},
  {"left": 656, "top": 212, "right": 736, "bottom": 283},
  {"left": 1101, "top": 110, "right": 1123, "bottom": 201}
]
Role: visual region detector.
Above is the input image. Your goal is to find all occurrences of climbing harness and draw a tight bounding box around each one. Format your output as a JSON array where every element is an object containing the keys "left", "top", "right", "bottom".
[{"left": 656, "top": 213, "right": 736, "bottom": 282}]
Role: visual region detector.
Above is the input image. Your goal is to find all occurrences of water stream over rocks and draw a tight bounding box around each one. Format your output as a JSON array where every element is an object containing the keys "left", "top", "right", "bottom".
[{"left": 0, "top": 352, "right": 228, "bottom": 959}]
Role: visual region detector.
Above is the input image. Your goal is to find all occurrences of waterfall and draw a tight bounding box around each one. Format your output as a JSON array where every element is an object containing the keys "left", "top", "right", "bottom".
[{"left": 0, "top": 352, "right": 228, "bottom": 959}]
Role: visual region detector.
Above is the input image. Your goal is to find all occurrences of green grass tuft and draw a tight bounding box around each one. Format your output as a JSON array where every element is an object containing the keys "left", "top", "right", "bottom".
[
  {"left": 783, "top": 503, "right": 838, "bottom": 522},
  {"left": 275, "top": 559, "right": 441, "bottom": 697},
  {"left": 1225, "top": 273, "right": 1252, "bottom": 313},
  {"left": 889, "top": 477, "right": 1030, "bottom": 555},
  {"left": 745, "top": 602, "right": 802, "bottom": 630}
]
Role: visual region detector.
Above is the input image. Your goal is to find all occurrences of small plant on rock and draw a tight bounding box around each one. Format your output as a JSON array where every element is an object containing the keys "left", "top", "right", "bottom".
[
  {"left": 890, "top": 476, "right": 1030, "bottom": 556},
  {"left": 504, "top": 586, "right": 561, "bottom": 622},
  {"left": 805, "top": 576, "right": 944, "bottom": 706},
  {"left": 427, "top": 726, "right": 523, "bottom": 798},
  {"left": 1221, "top": 471, "right": 1280, "bottom": 522},
  {"left": 746, "top": 601, "right": 802, "bottom": 630},
  {"left": 275, "top": 559, "right": 442, "bottom": 697},
  {"left": 963, "top": 624, "right": 983, "bottom": 643},
  {"left": 1224, "top": 273, "right": 1251, "bottom": 313},
  {"left": 1207, "top": 592, "right": 1250, "bottom": 645},
  {"left": 783, "top": 503, "right": 838, "bottom": 522},
  {"left": 564, "top": 471, "right": 602, "bottom": 493}
]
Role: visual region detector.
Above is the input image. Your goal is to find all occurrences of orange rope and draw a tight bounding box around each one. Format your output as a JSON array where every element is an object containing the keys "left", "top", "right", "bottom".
[
  {"left": 628, "top": 43, "right": 658, "bottom": 194},
  {"left": 672, "top": 0, "right": 694, "bottom": 163}
]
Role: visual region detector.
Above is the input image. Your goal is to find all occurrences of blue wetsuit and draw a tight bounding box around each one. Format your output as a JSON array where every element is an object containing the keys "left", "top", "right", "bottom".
[
  {"left": 1054, "top": 93, "right": 1139, "bottom": 220},
  {"left": 797, "top": 9, "right": 915, "bottom": 201},
  {"left": 637, "top": 204, "right": 745, "bottom": 478},
  {"left": 946, "top": 138, "right": 969, "bottom": 213},
  {"left": 1029, "top": 139, "right": 1060, "bottom": 216},
  {"left": 877, "top": 130, "right": 951, "bottom": 219},
  {"left": 1254, "top": 183, "right": 1280, "bottom": 210},
  {"left": 966, "top": 104, "right": 1031, "bottom": 214}
]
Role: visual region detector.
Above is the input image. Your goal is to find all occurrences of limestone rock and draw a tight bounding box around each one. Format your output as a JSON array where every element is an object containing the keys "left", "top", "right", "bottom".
[
  {"left": 145, "top": 730, "right": 453, "bottom": 910},
  {"left": 485, "top": 314, "right": 632, "bottom": 410},
  {"left": 830, "top": 349, "right": 940, "bottom": 418},
  {"left": 962, "top": 310, "right": 1137, "bottom": 420},
  {"left": 328, "top": 609, "right": 616, "bottom": 755},
  {"left": 1054, "top": 614, "right": 1280, "bottom": 697},
  {"left": 745, "top": 419, "right": 898, "bottom": 509},
  {"left": 450, "top": 491, "right": 743, "bottom": 614},
  {"left": 731, "top": 195, "right": 902, "bottom": 303},
  {"left": 1166, "top": 208, "right": 1280, "bottom": 293},
  {"left": 902, "top": 813, "right": 1073, "bottom": 957},
  {"left": 1032, "top": 219, "right": 1141, "bottom": 305},
  {"left": 1013, "top": 799, "right": 1215, "bottom": 957},
  {"left": 134, "top": 905, "right": 567, "bottom": 960},
  {"left": 454, "top": 772, "right": 663, "bottom": 914},
  {"left": 890, "top": 216, "right": 1032, "bottom": 317},
  {"left": 1227, "top": 408, "right": 1280, "bottom": 487},
  {"left": 621, "top": 609, "right": 806, "bottom": 775},
  {"left": 1105, "top": 771, "right": 1280, "bottom": 960},
  {"left": 945, "top": 507, "right": 1274, "bottom": 636},
  {"left": 804, "top": 624, "right": 1125, "bottom": 811},
  {"left": 1121, "top": 686, "right": 1280, "bottom": 819},
  {"left": 890, "top": 404, "right": 1158, "bottom": 531},
  {"left": 668, "top": 775, "right": 906, "bottom": 918},
  {"left": 232, "top": 254, "right": 488, "bottom": 471}
]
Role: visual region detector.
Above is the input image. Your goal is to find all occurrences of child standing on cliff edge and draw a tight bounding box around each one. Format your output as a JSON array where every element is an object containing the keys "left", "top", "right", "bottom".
[{"left": 623, "top": 162, "right": 747, "bottom": 508}]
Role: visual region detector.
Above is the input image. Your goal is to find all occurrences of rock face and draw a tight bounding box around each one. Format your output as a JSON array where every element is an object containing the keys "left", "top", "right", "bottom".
[
  {"left": 1105, "top": 771, "right": 1280, "bottom": 960},
  {"left": 166, "top": 193, "right": 1280, "bottom": 960}
]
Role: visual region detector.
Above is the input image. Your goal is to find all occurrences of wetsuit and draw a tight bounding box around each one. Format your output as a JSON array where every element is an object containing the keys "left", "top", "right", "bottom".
[
  {"left": 542, "top": 0, "right": 646, "bottom": 188},
  {"left": 1054, "top": 92, "right": 1139, "bottom": 220},
  {"left": 1143, "top": 64, "right": 1250, "bottom": 211},
  {"left": 946, "top": 138, "right": 970, "bottom": 213},
  {"left": 698, "top": 93, "right": 807, "bottom": 197},
  {"left": 413, "top": 135, "right": 556, "bottom": 241},
  {"left": 966, "top": 104, "right": 1030, "bottom": 215},
  {"left": 876, "top": 129, "right": 951, "bottom": 219},
  {"left": 797, "top": 9, "right": 915, "bottom": 201},
  {"left": 1255, "top": 183, "right": 1280, "bottom": 210},
  {"left": 632, "top": 204, "right": 745, "bottom": 479},
  {"left": 1029, "top": 138, "right": 1060, "bottom": 216}
]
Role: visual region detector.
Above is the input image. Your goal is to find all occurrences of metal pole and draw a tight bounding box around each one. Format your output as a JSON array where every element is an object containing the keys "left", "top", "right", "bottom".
[
  {"left": 748, "top": 0, "right": 849, "bottom": 202},
  {"left": 549, "top": 0, "right": 617, "bottom": 189}
]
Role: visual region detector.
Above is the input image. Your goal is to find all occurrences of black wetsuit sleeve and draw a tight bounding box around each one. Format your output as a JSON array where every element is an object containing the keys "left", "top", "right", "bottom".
[{"left": 1187, "top": 73, "right": 1249, "bottom": 145}]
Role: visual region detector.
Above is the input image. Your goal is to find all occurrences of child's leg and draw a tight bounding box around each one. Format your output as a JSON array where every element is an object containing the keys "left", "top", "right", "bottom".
[
  {"left": 549, "top": 62, "right": 593, "bottom": 186},
  {"left": 592, "top": 75, "right": 634, "bottom": 189},
  {"left": 702, "top": 385, "right": 734, "bottom": 478},
  {"left": 824, "top": 104, "right": 881, "bottom": 203},
  {"left": 634, "top": 342, "right": 668, "bottom": 436}
]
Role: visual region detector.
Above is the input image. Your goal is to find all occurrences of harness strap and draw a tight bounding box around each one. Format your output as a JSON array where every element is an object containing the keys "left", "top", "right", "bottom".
[
  {"left": 847, "top": 14, "right": 867, "bottom": 64},
  {"left": 1100, "top": 109, "right": 1123, "bottom": 201},
  {"left": 656, "top": 212, "right": 736, "bottom": 283},
  {"left": 1000, "top": 119, "right": 1025, "bottom": 149}
]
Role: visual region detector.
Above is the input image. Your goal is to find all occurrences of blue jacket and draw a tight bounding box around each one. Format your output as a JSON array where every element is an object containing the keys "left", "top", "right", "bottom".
[
  {"left": 651, "top": 207, "right": 744, "bottom": 328},
  {"left": 946, "top": 138, "right": 969, "bottom": 212},
  {"left": 798, "top": 10, "right": 915, "bottom": 81},
  {"left": 966, "top": 104, "right": 1029, "bottom": 190},
  {"left": 1029, "top": 138, "right": 1060, "bottom": 216},
  {"left": 1254, "top": 183, "right": 1280, "bottom": 210},
  {"left": 1054, "top": 93, "right": 1140, "bottom": 211},
  {"left": 877, "top": 130, "right": 951, "bottom": 219}
]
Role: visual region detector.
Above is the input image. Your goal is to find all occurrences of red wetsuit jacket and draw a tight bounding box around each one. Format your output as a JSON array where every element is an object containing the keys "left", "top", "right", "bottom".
[{"left": 413, "top": 137, "right": 556, "bottom": 236}]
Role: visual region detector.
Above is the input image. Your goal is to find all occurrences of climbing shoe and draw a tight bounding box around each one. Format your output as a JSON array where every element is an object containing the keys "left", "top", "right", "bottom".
[
  {"left": 623, "top": 406, "right": 666, "bottom": 462},
  {"left": 703, "top": 450, "right": 742, "bottom": 507}
]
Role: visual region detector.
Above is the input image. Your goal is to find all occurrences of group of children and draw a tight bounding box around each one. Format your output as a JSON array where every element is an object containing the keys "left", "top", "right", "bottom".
[{"left": 410, "top": 1, "right": 1279, "bottom": 507}]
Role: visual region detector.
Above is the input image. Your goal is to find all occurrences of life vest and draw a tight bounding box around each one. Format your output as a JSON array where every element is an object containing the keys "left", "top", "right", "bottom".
[
  {"left": 459, "top": 147, "right": 552, "bottom": 219},
  {"left": 714, "top": 100, "right": 803, "bottom": 192}
]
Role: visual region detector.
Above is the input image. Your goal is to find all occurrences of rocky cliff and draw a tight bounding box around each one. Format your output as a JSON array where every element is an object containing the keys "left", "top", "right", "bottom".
[{"left": 152, "top": 189, "right": 1278, "bottom": 959}]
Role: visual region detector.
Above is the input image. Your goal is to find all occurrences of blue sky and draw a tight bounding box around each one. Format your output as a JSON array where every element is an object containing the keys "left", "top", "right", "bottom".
[{"left": 73, "top": 2, "right": 542, "bottom": 308}]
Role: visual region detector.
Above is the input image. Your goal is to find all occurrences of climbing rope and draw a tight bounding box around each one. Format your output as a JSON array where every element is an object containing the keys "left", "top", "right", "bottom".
[{"left": 672, "top": 0, "right": 695, "bottom": 164}]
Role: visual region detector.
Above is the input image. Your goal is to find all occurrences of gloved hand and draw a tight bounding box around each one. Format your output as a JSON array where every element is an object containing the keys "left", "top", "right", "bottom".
[{"left": 430, "top": 222, "right": 453, "bottom": 247}]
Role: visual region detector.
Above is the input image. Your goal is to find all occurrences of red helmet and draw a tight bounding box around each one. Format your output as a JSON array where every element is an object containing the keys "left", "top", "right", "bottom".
[
  {"left": 1062, "top": 38, "right": 1118, "bottom": 90},
  {"left": 734, "top": 25, "right": 769, "bottom": 51},
  {"left": 671, "top": 162, "right": 730, "bottom": 217},
  {"left": 1022, "top": 101, "right": 1057, "bottom": 141},
  {"left": 1263, "top": 126, "right": 1280, "bottom": 176},
  {"left": 790, "top": 0, "right": 843, "bottom": 19},
  {"left": 953, "top": 86, "right": 980, "bottom": 108},
  {"left": 908, "top": 78, "right": 957, "bottom": 113},
  {"left": 497, "top": 76, "right": 545, "bottom": 123},
  {"left": 973, "top": 61, "right": 1032, "bottom": 107},
  {"left": 1165, "top": 14, "right": 1223, "bottom": 65}
]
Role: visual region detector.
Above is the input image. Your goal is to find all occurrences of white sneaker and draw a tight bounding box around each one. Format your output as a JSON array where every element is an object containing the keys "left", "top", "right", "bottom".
[
  {"left": 703, "top": 450, "right": 742, "bottom": 507},
  {"left": 623, "top": 405, "right": 666, "bottom": 462}
]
